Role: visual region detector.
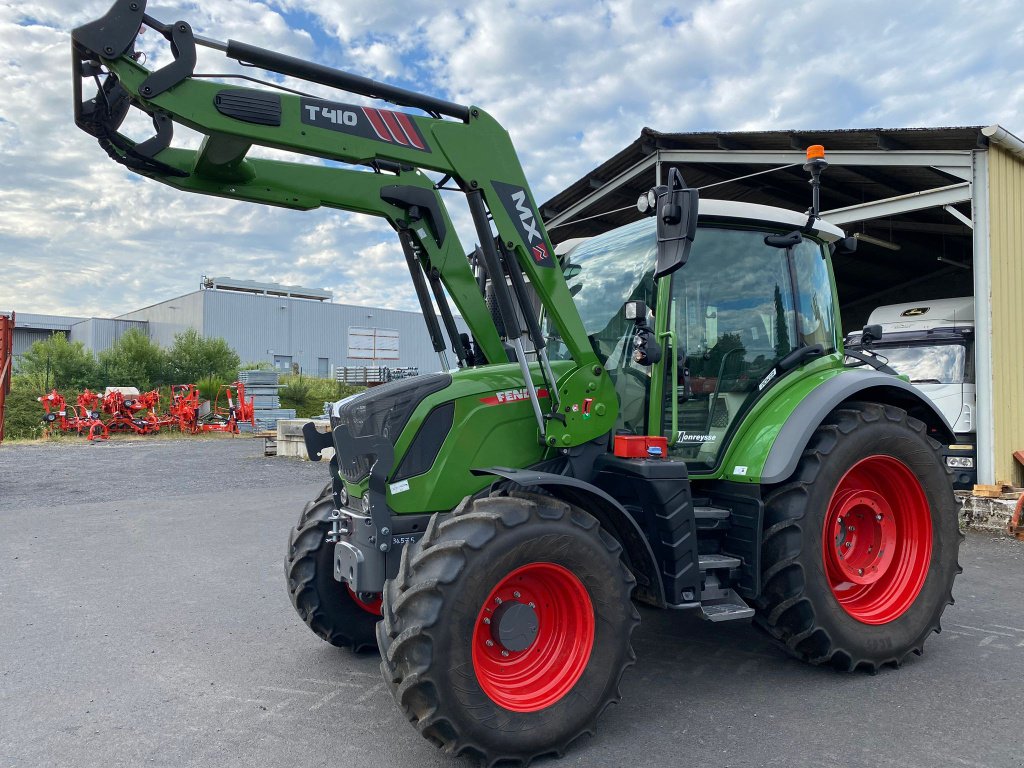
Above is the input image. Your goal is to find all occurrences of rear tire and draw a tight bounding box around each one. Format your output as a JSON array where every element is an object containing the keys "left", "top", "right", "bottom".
[
  {"left": 378, "top": 491, "right": 638, "bottom": 766},
  {"left": 285, "top": 490, "right": 380, "bottom": 653},
  {"left": 755, "top": 401, "right": 962, "bottom": 671}
]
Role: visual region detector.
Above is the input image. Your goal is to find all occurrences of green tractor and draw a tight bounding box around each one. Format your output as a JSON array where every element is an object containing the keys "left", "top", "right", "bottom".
[{"left": 73, "top": 4, "right": 962, "bottom": 764}]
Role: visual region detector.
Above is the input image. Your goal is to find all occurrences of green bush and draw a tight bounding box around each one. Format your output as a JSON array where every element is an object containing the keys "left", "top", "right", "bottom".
[
  {"left": 3, "top": 374, "right": 48, "bottom": 440},
  {"left": 16, "top": 333, "right": 100, "bottom": 391},
  {"left": 280, "top": 374, "right": 364, "bottom": 418},
  {"left": 168, "top": 329, "right": 240, "bottom": 383},
  {"left": 98, "top": 328, "right": 169, "bottom": 391},
  {"left": 196, "top": 375, "right": 228, "bottom": 403}
]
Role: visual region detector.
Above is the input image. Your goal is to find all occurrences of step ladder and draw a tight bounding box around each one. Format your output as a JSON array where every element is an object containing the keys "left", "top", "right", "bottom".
[{"left": 696, "top": 552, "right": 754, "bottom": 622}]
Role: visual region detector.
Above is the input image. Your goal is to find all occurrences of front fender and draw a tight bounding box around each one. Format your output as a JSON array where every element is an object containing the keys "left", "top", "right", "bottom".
[{"left": 472, "top": 467, "right": 666, "bottom": 607}]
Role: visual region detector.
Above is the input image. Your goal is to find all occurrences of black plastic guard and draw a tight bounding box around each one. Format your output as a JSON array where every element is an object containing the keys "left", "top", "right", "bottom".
[
  {"left": 302, "top": 421, "right": 334, "bottom": 462},
  {"left": 333, "top": 424, "right": 395, "bottom": 552},
  {"left": 72, "top": 0, "right": 146, "bottom": 60}
]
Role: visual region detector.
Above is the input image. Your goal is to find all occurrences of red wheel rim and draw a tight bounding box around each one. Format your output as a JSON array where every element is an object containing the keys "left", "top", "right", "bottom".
[
  {"left": 822, "top": 455, "right": 933, "bottom": 624},
  {"left": 471, "top": 562, "right": 594, "bottom": 712},
  {"left": 346, "top": 585, "right": 382, "bottom": 616}
]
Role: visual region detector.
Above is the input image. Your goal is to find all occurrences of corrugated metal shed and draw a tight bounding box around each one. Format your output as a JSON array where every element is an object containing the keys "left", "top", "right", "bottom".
[
  {"left": 69, "top": 318, "right": 149, "bottom": 352},
  {"left": 541, "top": 123, "right": 1024, "bottom": 486},
  {"left": 986, "top": 144, "right": 1024, "bottom": 486},
  {"left": 5, "top": 312, "right": 88, "bottom": 359},
  {"left": 116, "top": 291, "right": 205, "bottom": 348},
  {"left": 201, "top": 288, "right": 467, "bottom": 374}
]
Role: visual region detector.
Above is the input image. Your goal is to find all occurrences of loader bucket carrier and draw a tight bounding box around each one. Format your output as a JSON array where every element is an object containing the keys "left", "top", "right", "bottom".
[{"left": 72, "top": 4, "right": 963, "bottom": 765}]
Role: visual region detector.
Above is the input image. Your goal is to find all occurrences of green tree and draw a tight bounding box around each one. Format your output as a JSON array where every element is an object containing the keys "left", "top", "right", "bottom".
[
  {"left": 167, "top": 329, "right": 240, "bottom": 383},
  {"left": 98, "top": 328, "right": 168, "bottom": 390},
  {"left": 17, "top": 333, "right": 100, "bottom": 391}
]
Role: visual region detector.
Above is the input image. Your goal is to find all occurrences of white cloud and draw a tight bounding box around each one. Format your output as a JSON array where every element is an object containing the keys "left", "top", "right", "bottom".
[{"left": 2, "top": 0, "right": 1023, "bottom": 319}]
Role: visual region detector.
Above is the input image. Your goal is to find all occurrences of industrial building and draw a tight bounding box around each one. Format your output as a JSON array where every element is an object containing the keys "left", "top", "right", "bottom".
[
  {"left": 540, "top": 124, "right": 1024, "bottom": 486},
  {"left": 7, "top": 276, "right": 465, "bottom": 377}
]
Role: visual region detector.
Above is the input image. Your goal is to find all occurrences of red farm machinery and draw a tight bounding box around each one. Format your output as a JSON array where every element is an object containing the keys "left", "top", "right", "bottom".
[{"left": 36, "top": 382, "right": 254, "bottom": 439}]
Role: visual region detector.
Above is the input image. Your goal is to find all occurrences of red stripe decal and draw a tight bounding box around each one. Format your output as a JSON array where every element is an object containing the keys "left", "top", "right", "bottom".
[
  {"left": 394, "top": 112, "right": 426, "bottom": 150},
  {"left": 362, "top": 108, "right": 391, "bottom": 141},
  {"left": 379, "top": 110, "right": 409, "bottom": 146},
  {"left": 479, "top": 388, "right": 549, "bottom": 406}
]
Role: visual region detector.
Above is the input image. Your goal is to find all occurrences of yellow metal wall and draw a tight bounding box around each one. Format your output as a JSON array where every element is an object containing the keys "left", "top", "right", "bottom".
[{"left": 987, "top": 145, "right": 1024, "bottom": 486}]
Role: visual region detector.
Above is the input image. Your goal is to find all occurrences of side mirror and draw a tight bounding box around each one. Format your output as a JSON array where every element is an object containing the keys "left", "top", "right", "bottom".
[
  {"left": 639, "top": 168, "right": 698, "bottom": 278},
  {"left": 861, "top": 323, "right": 883, "bottom": 343}
]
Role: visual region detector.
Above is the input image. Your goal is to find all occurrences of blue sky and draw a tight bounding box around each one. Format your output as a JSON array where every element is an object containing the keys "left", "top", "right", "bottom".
[{"left": 2, "top": 0, "right": 1023, "bottom": 317}]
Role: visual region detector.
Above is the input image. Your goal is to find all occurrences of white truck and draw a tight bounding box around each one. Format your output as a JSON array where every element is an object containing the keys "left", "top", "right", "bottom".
[{"left": 846, "top": 297, "right": 976, "bottom": 488}]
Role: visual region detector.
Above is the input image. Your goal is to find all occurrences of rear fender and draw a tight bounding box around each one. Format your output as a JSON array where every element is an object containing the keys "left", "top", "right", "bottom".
[
  {"left": 473, "top": 467, "right": 666, "bottom": 607},
  {"left": 761, "top": 372, "right": 956, "bottom": 484}
]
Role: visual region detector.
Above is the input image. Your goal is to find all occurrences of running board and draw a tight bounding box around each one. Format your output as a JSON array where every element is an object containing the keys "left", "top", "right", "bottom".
[{"left": 698, "top": 587, "right": 755, "bottom": 622}]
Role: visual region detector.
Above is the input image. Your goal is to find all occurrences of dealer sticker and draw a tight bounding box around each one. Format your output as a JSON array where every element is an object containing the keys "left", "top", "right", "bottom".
[
  {"left": 389, "top": 479, "right": 410, "bottom": 494},
  {"left": 733, "top": 466, "right": 748, "bottom": 476}
]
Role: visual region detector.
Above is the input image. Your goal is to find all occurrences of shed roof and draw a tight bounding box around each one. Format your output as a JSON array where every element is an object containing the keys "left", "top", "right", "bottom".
[{"left": 540, "top": 126, "right": 992, "bottom": 324}]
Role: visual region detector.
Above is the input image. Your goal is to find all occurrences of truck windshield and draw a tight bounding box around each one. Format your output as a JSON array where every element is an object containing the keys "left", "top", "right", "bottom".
[{"left": 870, "top": 344, "right": 969, "bottom": 384}]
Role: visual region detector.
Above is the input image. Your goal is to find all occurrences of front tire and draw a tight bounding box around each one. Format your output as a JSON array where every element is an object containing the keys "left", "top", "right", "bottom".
[
  {"left": 755, "top": 401, "right": 962, "bottom": 671},
  {"left": 378, "top": 492, "right": 638, "bottom": 766},
  {"left": 285, "top": 489, "right": 380, "bottom": 653}
]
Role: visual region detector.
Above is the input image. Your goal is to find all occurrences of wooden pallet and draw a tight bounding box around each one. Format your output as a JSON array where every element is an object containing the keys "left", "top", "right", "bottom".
[{"left": 972, "top": 483, "right": 1024, "bottom": 499}]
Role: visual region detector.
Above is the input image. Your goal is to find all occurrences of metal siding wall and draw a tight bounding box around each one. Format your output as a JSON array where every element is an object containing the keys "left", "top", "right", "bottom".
[
  {"left": 202, "top": 290, "right": 466, "bottom": 375},
  {"left": 13, "top": 329, "right": 53, "bottom": 358},
  {"left": 69, "top": 319, "right": 150, "bottom": 354},
  {"left": 987, "top": 145, "right": 1024, "bottom": 485},
  {"left": 118, "top": 291, "right": 205, "bottom": 347}
]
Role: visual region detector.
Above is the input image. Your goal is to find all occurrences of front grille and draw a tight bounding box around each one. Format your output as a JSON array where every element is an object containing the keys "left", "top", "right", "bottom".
[{"left": 332, "top": 373, "right": 452, "bottom": 482}]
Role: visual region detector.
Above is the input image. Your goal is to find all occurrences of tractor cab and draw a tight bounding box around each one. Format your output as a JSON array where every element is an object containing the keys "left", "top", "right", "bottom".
[{"left": 557, "top": 200, "right": 845, "bottom": 474}]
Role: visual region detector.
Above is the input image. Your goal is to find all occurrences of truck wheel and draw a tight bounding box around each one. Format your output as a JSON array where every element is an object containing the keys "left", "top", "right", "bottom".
[
  {"left": 285, "top": 494, "right": 380, "bottom": 652},
  {"left": 755, "top": 401, "right": 962, "bottom": 671},
  {"left": 378, "top": 492, "right": 638, "bottom": 765}
]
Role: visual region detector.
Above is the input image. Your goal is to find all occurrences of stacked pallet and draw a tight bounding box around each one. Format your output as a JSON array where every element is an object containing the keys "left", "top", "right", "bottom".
[
  {"left": 237, "top": 369, "right": 296, "bottom": 432},
  {"left": 335, "top": 365, "right": 419, "bottom": 386}
]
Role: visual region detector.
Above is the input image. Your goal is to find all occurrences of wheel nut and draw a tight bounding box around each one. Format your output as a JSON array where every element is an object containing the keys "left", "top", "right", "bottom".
[
  {"left": 528, "top": 602, "right": 535, "bottom": 608},
  {"left": 838, "top": 517, "right": 844, "bottom": 525},
  {"left": 845, "top": 542, "right": 852, "bottom": 548},
  {"left": 875, "top": 514, "right": 883, "bottom": 521},
  {"left": 858, "top": 568, "right": 864, "bottom": 576},
  {"left": 513, "top": 591, "right": 521, "bottom": 599},
  {"left": 485, "top": 639, "right": 494, "bottom": 647},
  {"left": 495, "top": 597, "right": 502, "bottom": 604},
  {"left": 501, "top": 650, "right": 509, "bottom": 657},
  {"left": 848, "top": 526, "right": 856, "bottom": 532},
  {"left": 483, "top": 617, "right": 491, "bottom": 625}
]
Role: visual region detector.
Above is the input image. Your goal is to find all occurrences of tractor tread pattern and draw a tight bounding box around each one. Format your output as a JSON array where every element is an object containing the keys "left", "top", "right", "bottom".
[
  {"left": 753, "top": 401, "right": 963, "bottom": 673},
  {"left": 284, "top": 482, "right": 378, "bottom": 653},
  {"left": 377, "top": 491, "right": 639, "bottom": 768}
]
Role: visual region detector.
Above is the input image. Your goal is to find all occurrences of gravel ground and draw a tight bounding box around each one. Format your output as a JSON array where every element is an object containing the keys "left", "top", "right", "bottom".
[{"left": 1, "top": 438, "right": 1022, "bottom": 768}]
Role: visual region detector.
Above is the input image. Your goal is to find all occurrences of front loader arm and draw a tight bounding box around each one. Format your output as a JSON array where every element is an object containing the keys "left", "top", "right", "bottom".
[{"left": 71, "top": 0, "right": 618, "bottom": 447}]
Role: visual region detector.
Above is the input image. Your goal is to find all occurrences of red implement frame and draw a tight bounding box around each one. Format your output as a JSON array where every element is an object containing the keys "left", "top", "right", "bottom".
[
  {"left": 198, "top": 382, "right": 256, "bottom": 434},
  {"left": 38, "top": 388, "right": 108, "bottom": 440},
  {"left": 169, "top": 384, "right": 201, "bottom": 433},
  {"left": 0, "top": 312, "right": 12, "bottom": 444}
]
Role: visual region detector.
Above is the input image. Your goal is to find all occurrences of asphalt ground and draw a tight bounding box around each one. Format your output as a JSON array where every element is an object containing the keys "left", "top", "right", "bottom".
[{"left": 1, "top": 438, "right": 1022, "bottom": 768}]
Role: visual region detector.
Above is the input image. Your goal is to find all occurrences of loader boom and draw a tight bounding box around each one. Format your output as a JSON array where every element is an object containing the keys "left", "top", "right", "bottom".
[{"left": 72, "top": 0, "right": 619, "bottom": 445}]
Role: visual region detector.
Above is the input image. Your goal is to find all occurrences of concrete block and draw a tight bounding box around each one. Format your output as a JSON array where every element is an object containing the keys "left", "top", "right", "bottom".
[{"left": 275, "top": 419, "right": 334, "bottom": 461}]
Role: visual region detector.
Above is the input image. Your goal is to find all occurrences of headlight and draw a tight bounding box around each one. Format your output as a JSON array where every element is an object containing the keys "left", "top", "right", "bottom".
[{"left": 946, "top": 456, "right": 974, "bottom": 468}]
